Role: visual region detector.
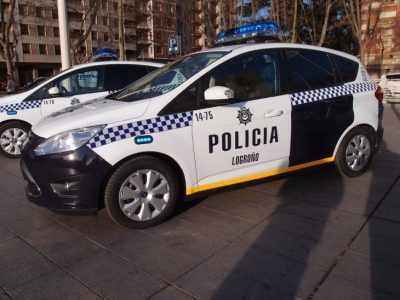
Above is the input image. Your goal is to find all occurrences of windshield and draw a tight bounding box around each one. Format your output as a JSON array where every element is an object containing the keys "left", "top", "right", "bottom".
[{"left": 114, "top": 52, "right": 227, "bottom": 102}]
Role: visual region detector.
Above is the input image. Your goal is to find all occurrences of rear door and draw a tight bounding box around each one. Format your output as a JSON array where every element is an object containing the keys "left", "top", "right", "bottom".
[
  {"left": 40, "top": 66, "right": 107, "bottom": 118},
  {"left": 285, "top": 49, "right": 354, "bottom": 166}
]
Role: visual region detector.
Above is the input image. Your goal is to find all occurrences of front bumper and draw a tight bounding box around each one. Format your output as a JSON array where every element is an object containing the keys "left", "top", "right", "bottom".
[{"left": 20, "top": 134, "right": 112, "bottom": 213}]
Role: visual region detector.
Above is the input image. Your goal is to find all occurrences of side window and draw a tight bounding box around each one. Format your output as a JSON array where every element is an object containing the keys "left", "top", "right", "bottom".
[
  {"left": 104, "top": 65, "right": 150, "bottom": 91},
  {"left": 24, "top": 85, "right": 48, "bottom": 101},
  {"left": 160, "top": 84, "right": 198, "bottom": 115},
  {"left": 286, "top": 49, "right": 336, "bottom": 93},
  {"left": 201, "top": 50, "right": 281, "bottom": 102},
  {"left": 52, "top": 67, "right": 104, "bottom": 97},
  {"left": 331, "top": 55, "right": 358, "bottom": 83}
]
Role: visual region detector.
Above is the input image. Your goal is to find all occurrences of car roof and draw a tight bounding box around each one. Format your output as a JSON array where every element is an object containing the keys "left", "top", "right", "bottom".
[
  {"left": 204, "top": 42, "right": 360, "bottom": 63},
  {"left": 68, "top": 60, "right": 164, "bottom": 71}
]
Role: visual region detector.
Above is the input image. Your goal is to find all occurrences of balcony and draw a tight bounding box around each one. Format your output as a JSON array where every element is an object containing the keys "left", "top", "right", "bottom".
[{"left": 136, "top": 22, "right": 151, "bottom": 30}]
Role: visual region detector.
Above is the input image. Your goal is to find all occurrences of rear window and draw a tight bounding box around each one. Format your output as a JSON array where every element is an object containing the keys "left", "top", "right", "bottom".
[
  {"left": 387, "top": 74, "right": 400, "bottom": 80},
  {"left": 332, "top": 55, "right": 359, "bottom": 83},
  {"left": 285, "top": 49, "right": 337, "bottom": 93}
]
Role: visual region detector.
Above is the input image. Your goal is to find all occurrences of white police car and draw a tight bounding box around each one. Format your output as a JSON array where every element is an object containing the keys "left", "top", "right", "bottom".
[
  {"left": 21, "top": 43, "right": 383, "bottom": 228},
  {"left": 0, "top": 61, "right": 163, "bottom": 158}
]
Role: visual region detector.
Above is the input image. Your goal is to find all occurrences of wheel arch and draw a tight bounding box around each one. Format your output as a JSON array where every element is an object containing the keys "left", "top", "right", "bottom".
[
  {"left": 0, "top": 119, "right": 32, "bottom": 129},
  {"left": 333, "top": 123, "right": 377, "bottom": 157},
  {"left": 98, "top": 151, "right": 187, "bottom": 209}
]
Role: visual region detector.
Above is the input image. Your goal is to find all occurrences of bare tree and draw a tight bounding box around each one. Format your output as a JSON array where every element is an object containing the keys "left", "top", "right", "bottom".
[
  {"left": 118, "top": 0, "right": 125, "bottom": 60},
  {"left": 0, "top": 0, "right": 17, "bottom": 80},
  {"left": 68, "top": 0, "right": 100, "bottom": 63},
  {"left": 342, "top": 0, "right": 381, "bottom": 64}
]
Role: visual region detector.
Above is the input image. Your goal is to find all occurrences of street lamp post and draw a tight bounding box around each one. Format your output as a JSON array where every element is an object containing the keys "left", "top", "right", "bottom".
[{"left": 57, "top": 0, "right": 71, "bottom": 69}]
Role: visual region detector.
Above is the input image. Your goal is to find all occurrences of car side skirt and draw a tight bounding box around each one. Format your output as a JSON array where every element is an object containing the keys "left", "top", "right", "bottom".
[{"left": 186, "top": 156, "right": 335, "bottom": 195}]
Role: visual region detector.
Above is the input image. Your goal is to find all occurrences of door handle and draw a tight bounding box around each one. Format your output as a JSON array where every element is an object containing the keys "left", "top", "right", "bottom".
[{"left": 264, "top": 109, "right": 284, "bottom": 118}]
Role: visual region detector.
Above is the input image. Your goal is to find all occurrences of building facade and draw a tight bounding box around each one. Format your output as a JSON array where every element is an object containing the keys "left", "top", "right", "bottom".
[
  {"left": 0, "top": 0, "right": 219, "bottom": 86},
  {"left": 361, "top": 0, "right": 400, "bottom": 78}
]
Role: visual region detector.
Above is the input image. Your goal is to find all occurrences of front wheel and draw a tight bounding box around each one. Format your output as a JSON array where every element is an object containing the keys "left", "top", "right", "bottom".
[
  {"left": 104, "top": 156, "right": 181, "bottom": 228},
  {"left": 335, "top": 127, "right": 374, "bottom": 177},
  {"left": 0, "top": 122, "right": 30, "bottom": 159}
]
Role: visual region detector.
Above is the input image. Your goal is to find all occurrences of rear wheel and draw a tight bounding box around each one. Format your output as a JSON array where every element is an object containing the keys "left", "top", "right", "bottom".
[
  {"left": 104, "top": 156, "right": 181, "bottom": 228},
  {"left": 335, "top": 127, "right": 374, "bottom": 177},
  {"left": 0, "top": 122, "right": 30, "bottom": 159}
]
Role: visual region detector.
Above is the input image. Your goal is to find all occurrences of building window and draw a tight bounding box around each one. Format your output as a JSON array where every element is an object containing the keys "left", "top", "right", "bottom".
[
  {"left": 22, "top": 43, "right": 31, "bottom": 54},
  {"left": 156, "top": 46, "right": 162, "bottom": 55},
  {"left": 55, "top": 45, "right": 61, "bottom": 55},
  {"left": 104, "top": 33, "right": 110, "bottom": 42},
  {"left": 39, "top": 44, "right": 47, "bottom": 55},
  {"left": 103, "top": 16, "right": 108, "bottom": 26},
  {"left": 53, "top": 27, "right": 59, "bottom": 37},
  {"left": 91, "top": 31, "right": 98, "bottom": 40},
  {"left": 52, "top": 9, "right": 58, "bottom": 19},
  {"left": 19, "top": 4, "right": 27, "bottom": 16},
  {"left": 36, "top": 7, "right": 43, "bottom": 18},
  {"left": 37, "top": 26, "right": 45, "bottom": 36},
  {"left": 20, "top": 24, "right": 29, "bottom": 35}
]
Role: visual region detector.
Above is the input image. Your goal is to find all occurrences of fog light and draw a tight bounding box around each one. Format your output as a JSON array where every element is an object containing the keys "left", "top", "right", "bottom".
[{"left": 50, "top": 176, "right": 81, "bottom": 198}]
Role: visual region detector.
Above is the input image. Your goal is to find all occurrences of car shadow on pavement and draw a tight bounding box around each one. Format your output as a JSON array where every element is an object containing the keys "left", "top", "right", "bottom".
[{"left": 211, "top": 105, "right": 400, "bottom": 299}]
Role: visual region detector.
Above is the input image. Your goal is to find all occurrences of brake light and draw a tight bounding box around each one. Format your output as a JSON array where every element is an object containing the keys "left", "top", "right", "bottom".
[{"left": 375, "top": 85, "right": 384, "bottom": 102}]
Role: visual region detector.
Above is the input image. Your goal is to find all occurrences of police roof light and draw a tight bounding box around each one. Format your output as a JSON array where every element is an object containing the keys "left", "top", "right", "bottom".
[{"left": 214, "top": 22, "right": 284, "bottom": 46}]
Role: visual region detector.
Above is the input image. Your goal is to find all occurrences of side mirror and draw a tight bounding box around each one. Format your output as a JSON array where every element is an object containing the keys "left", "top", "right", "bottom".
[
  {"left": 48, "top": 86, "right": 60, "bottom": 96},
  {"left": 204, "top": 86, "right": 234, "bottom": 105}
]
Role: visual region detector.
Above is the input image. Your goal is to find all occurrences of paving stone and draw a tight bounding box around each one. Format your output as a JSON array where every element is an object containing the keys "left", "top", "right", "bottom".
[
  {"left": 261, "top": 212, "right": 355, "bottom": 247},
  {"left": 24, "top": 223, "right": 102, "bottom": 268},
  {"left": 175, "top": 242, "right": 325, "bottom": 299},
  {"left": 366, "top": 218, "right": 400, "bottom": 242},
  {"left": 0, "top": 224, "right": 15, "bottom": 244},
  {"left": 390, "top": 181, "right": 400, "bottom": 196},
  {"left": 67, "top": 249, "right": 166, "bottom": 300},
  {"left": 0, "top": 171, "right": 26, "bottom": 201},
  {"left": 375, "top": 203, "right": 400, "bottom": 223},
  {"left": 9, "top": 269, "right": 101, "bottom": 300},
  {"left": 0, "top": 287, "right": 11, "bottom": 300},
  {"left": 350, "top": 229, "right": 400, "bottom": 267},
  {"left": 177, "top": 205, "right": 254, "bottom": 238},
  {"left": 282, "top": 201, "right": 366, "bottom": 231},
  {"left": 0, "top": 238, "right": 57, "bottom": 290},
  {"left": 332, "top": 251, "right": 400, "bottom": 296},
  {"left": 382, "top": 194, "right": 400, "bottom": 208},
  {"left": 110, "top": 231, "right": 203, "bottom": 281},
  {"left": 143, "top": 217, "right": 230, "bottom": 259},
  {"left": 200, "top": 189, "right": 291, "bottom": 223},
  {"left": 0, "top": 204, "right": 55, "bottom": 237},
  {"left": 313, "top": 274, "right": 399, "bottom": 300},
  {"left": 43, "top": 212, "right": 133, "bottom": 246},
  {"left": 149, "top": 286, "right": 195, "bottom": 300},
  {"left": 0, "top": 191, "right": 20, "bottom": 213},
  {"left": 239, "top": 225, "right": 344, "bottom": 271}
]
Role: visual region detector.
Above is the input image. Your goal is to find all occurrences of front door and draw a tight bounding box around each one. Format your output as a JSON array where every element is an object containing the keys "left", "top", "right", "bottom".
[{"left": 192, "top": 49, "right": 292, "bottom": 191}]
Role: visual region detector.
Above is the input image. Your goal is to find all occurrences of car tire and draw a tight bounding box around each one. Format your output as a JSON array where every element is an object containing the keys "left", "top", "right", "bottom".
[
  {"left": 0, "top": 122, "right": 30, "bottom": 159},
  {"left": 104, "top": 156, "right": 181, "bottom": 228},
  {"left": 335, "top": 127, "right": 374, "bottom": 177}
]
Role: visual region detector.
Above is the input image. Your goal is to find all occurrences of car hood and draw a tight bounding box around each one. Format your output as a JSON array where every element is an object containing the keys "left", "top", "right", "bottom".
[
  {"left": 0, "top": 91, "right": 29, "bottom": 106},
  {"left": 32, "top": 98, "right": 150, "bottom": 138}
]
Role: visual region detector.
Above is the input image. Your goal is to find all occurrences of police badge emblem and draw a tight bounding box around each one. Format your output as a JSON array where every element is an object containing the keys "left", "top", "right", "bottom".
[{"left": 237, "top": 106, "right": 253, "bottom": 125}]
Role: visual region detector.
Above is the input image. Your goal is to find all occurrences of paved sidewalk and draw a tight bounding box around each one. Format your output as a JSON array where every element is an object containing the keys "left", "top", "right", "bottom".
[{"left": 0, "top": 104, "right": 399, "bottom": 300}]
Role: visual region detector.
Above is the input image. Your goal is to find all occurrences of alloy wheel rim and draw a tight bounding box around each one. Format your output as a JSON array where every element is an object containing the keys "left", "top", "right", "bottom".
[
  {"left": 345, "top": 134, "right": 371, "bottom": 172},
  {"left": 118, "top": 169, "right": 170, "bottom": 221},
  {"left": 0, "top": 128, "right": 28, "bottom": 156}
]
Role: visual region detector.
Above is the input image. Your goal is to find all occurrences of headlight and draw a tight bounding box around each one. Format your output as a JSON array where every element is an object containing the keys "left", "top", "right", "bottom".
[{"left": 34, "top": 125, "right": 105, "bottom": 156}]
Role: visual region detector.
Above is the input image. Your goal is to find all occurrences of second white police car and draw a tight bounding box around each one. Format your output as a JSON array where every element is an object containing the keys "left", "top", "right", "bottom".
[
  {"left": 0, "top": 61, "right": 162, "bottom": 158},
  {"left": 21, "top": 43, "right": 383, "bottom": 228}
]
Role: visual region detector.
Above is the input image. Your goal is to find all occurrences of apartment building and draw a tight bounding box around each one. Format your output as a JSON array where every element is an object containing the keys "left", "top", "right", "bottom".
[
  {"left": 0, "top": 0, "right": 219, "bottom": 86},
  {"left": 361, "top": 0, "right": 400, "bottom": 77}
]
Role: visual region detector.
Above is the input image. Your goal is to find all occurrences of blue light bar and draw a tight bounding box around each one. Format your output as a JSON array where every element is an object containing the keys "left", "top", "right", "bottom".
[{"left": 214, "top": 22, "right": 283, "bottom": 46}]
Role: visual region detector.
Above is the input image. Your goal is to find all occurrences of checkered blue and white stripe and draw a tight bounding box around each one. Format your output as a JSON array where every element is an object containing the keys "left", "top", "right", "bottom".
[
  {"left": 290, "top": 82, "right": 376, "bottom": 106},
  {"left": 87, "top": 111, "right": 193, "bottom": 149},
  {"left": 0, "top": 100, "right": 42, "bottom": 113}
]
